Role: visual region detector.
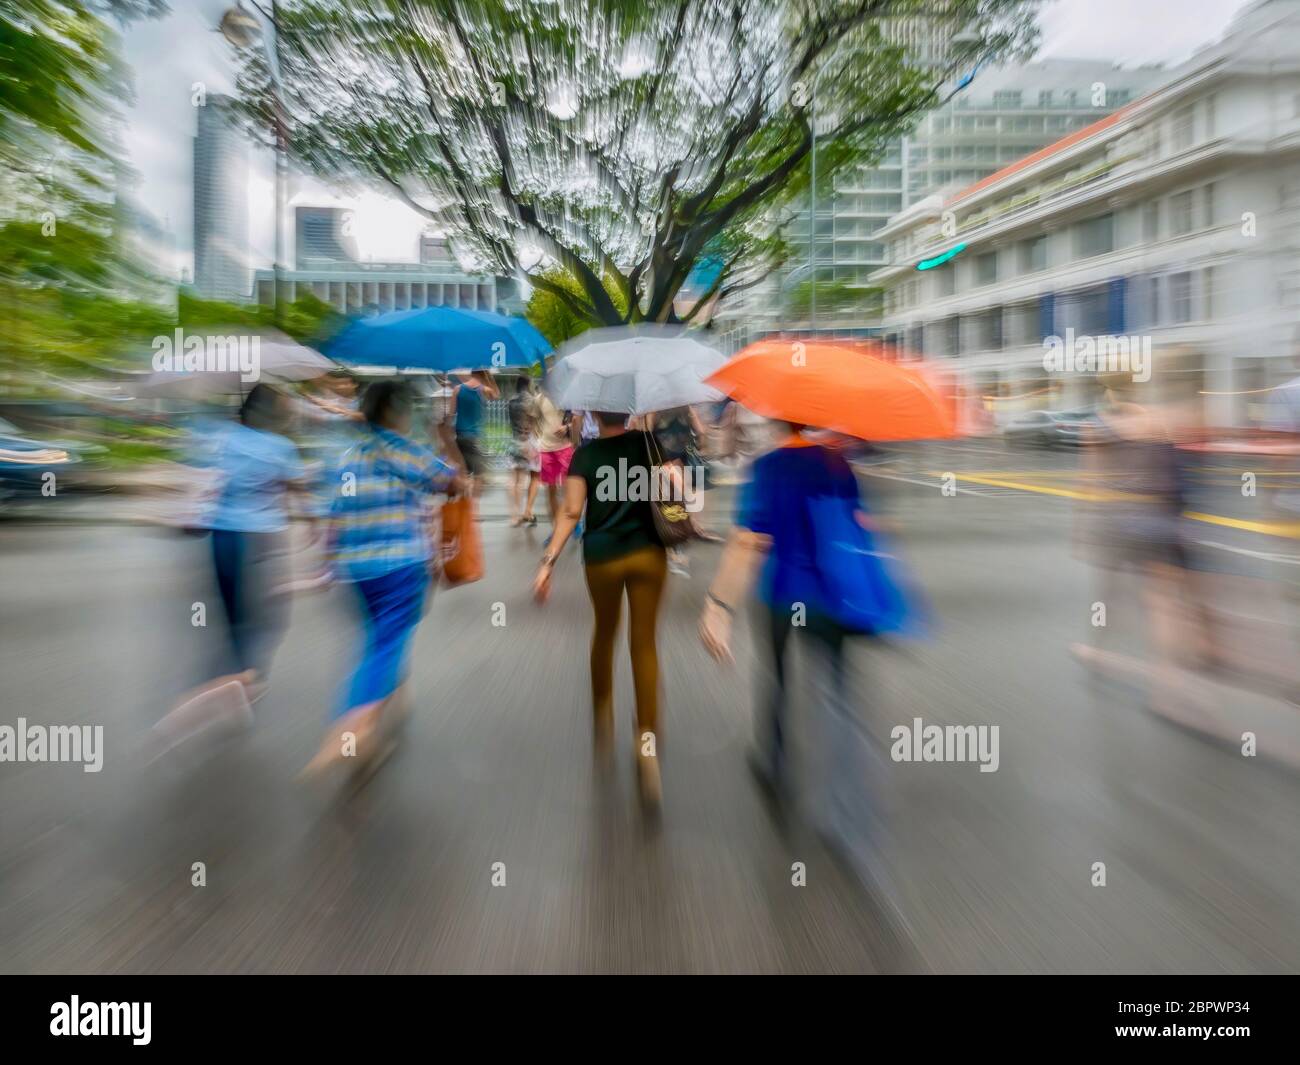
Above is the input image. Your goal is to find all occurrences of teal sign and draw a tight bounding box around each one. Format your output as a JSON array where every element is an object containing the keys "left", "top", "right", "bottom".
[{"left": 916, "top": 243, "right": 967, "bottom": 271}]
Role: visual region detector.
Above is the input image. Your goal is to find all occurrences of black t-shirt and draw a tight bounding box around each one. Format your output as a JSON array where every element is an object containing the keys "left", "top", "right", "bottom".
[{"left": 568, "top": 430, "right": 663, "bottom": 564}]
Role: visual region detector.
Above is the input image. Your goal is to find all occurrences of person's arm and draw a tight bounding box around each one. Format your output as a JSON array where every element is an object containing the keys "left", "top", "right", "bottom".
[
  {"left": 533, "top": 473, "right": 587, "bottom": 603},
  {"left": 430, "top": 455, "right": 468, "bottom": 498},
  {"left": 482, "top": 373, "right": 500, "bottom": 400},
  {"left": 699, "top": 527, "right": 771, "bottom": 664}
]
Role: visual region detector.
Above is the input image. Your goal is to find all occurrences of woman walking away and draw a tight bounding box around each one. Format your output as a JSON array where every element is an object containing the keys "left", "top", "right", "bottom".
[
  {"left": 533, "top": 387, "right": 580, "bottom": 539},
  {"left": 533, "top": 411, "right": 668, "bottom": 808},
  {"left": 452, "top": 369, "right": 499, "bottom": 498},
  {"left": 205, "top": 384, "right": 304, "bottom": 698},
  {"left": 303, "top": 380, "right": 464, "bottom": 776},
  {"left": 649, "top": 405, "right": 709, "bottom": 574},
  {"left": 507, "top": 376, "right": 541, "bottom": 526},
  {"left": 699, "top": 421, "right": 892, "bottom": 867},
  {"left": 148, "top": 385, "right": 304, "bottom": 758}
]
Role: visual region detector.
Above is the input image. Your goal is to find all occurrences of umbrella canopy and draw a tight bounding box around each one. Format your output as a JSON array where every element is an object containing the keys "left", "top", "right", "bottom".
[
  {"left": 705, "top": 338, "right": 956, "bottom": 441},
  {"left": 322, "top": 305, "right": 550, "bottom": 372},
  {"left": 135, "top": 329, "right": 335, "bottom": 397},
  {"left": 545, "top": 325, "right": 725, "bottom": 415}
]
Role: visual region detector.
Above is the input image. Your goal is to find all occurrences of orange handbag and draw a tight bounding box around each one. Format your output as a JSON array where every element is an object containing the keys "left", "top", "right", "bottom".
[{"left": 439, "top": 494, "right": 484, "bottom": 586}]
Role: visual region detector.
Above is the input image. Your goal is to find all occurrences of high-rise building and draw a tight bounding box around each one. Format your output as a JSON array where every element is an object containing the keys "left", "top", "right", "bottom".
[
  {"left": 419, "top": 230, "right": 455, "bottom": 266},
  {"left": 294, "top": 206, "right": 360, "bottom": 268},
  {"left": 904, "top": 59, "right": 1166, "bottom": 205},
  {"left": 872, "top": 0, "right": 1300, "bottom": 429},
  {"left": 714, "top": 60, "right": 1166, "bottom": 350},
  {"left": 192, "top": 96, "right": 251, "bottom": 301}
]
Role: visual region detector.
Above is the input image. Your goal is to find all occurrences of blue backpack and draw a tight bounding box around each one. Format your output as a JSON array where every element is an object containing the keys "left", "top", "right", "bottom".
[{"left": 806, "top": 493, "right": 924, "bottom": 636}]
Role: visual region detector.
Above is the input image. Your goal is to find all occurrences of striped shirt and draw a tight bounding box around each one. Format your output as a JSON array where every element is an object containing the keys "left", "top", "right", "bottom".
[{"left": 330, "top": 425, "right": 456, "bottom": 582}]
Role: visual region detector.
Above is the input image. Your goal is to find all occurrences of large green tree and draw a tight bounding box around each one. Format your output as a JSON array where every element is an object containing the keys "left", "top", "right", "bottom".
[
  {"left": 0, "top": 1, "right": 171, "bottom": 384},
  {"left": 235, "top": 0, "right": 1039, "bottom": 328}
]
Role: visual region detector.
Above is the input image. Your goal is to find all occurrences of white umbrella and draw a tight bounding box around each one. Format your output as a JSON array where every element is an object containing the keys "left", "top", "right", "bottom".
[
  {"left": 545, "top": 325, "right": 725, "bottom": 415},
  {"left": 134, "top": 329, "right": 336, "bottom": 397}
]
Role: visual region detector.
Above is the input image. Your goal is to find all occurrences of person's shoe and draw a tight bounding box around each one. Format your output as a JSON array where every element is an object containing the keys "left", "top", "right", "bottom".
[
  {"left": 524, "top": 514, "right": 538, "bottom": 526},
  {"left": 635, "top": 744, "right": 662, "bottom": 811},
  {"left": 298, "top": 703, "right": 381, "bottom": 780},
  {"left": 574, "top": 520, "right": 584, "bottom": 542}
]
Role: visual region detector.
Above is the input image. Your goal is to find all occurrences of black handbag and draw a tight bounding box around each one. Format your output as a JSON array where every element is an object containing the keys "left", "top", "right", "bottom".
[{"left": 643, "top": 431, "right": 697, "bottom": 547}]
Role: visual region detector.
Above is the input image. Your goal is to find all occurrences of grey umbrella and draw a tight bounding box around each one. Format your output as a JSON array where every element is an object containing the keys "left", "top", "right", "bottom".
[
  {"left": 545, "top": 325, "right": 725, "bottom": 415},
  {"left": 133, "top": 328, "right": 336, "bottom": 398}
]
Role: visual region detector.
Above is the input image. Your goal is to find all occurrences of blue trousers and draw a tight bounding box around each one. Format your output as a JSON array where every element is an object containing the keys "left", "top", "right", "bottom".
[
  {"left": 210, "top": 528, "right": 288, "bottom": 678},
  {"left": 337, "top": 563, "right": 429, "bottom": 718}
]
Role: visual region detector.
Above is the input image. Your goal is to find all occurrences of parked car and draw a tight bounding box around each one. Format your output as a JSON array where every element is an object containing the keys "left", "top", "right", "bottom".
[
  {"left": 1002, "top": 409, "right": 1110, "bottom": 448},
  {"left": 0, "top": 417, "right": 85, "bottom": 502}
]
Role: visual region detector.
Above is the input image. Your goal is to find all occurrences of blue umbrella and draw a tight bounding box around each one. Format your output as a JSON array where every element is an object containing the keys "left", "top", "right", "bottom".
[{"left": 322, "top": 306, "right": 551, "bottom": 371}]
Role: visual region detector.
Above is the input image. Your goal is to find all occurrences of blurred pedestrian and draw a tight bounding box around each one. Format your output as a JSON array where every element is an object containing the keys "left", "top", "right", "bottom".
[
  {"left": 149, "top": 385, "right": 305, "bottom": 756},
  {"left": 507, "top": 376, "right": 541, "bottom": 526},
  {"left": 534, "top": 387, "right": 580, "bottom": 541},
  {"left": 699, "top": 421, "right": 884, "bottom": 860},
  {"left": 452, "top": 369, "right": 499, "bottom": 498},
  {"left": 533, "top": 410, "right": 667, "bottom": 807},
  {"left": 1071, "top": 366, "right": 1213, "bottom": 720},
  {"left": 291, "top": 372, "right": 363, "bottom": 591},
  {"left": 204, "top": 384, "right": 306, "bottom": 698},
  {"left": 303, "top": 380, "right": 464, "bottom": 776},
  {"left": 648, "top": 404, "right": 709, "bottom": 574}
]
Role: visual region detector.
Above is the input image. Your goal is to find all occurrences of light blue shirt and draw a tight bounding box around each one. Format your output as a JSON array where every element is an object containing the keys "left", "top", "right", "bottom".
[{"left": 201, "top": 422, "right": 304, "bottom": 533}]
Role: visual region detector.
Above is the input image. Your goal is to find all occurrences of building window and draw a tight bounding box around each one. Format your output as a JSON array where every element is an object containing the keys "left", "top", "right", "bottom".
[
  {"left": 984, "top": 307, "right": 1004, "bottom": 350},
  {"left": 1143, "top": 200, "right": 1160, "bottom": 241},
  {"left": 1038, "top": 90, "right": 1053, "bottom": 108},
  {"left": 1202, "top": 182, "right": 1215, "bottom": 227},
  {"left": 1020, "top": 235, "right": 1048, "bottom": 273},
  {"left": 936, "top": 264, "right": 956, "bottom": 297},
  {"left": 1171, "top": 189, "right": 1195, "bottom": 236},
  {"left": 1203, "top": 265, "right": 1214, "bottom": 319},
  {"left": 1204, "top": 94, "right": 1216, "bottom": 139},
  {"left": 1171, "top": 106, "right": 1195, "bottom": 152},
  {"left": 993, "top": 90, "right": 1023, "bottom": 109},
  {"left": 1076, "top": 214, "right": 1114, "bottom": 258},
  {"left": 1170, "top": 271, "right": 1194, "bottom": 323},
  {"left": 976, "top": 251, "right": 998, "bottom": 286}
]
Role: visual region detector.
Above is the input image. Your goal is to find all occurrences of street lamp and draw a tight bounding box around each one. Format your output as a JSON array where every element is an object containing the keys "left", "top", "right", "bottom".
[{"left": 219, "top": 1, "right": 287, "bottom": 327}]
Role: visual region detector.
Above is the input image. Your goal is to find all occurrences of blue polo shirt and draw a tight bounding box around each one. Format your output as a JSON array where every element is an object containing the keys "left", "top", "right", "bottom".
[{"left": 737, "top": 440, "right": 860, "bottom": 610}]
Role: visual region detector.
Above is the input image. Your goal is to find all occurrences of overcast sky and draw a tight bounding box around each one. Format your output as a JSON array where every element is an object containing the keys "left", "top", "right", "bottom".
[{"left": 118, "top": 0, "right": 1256, "bottom": 276}]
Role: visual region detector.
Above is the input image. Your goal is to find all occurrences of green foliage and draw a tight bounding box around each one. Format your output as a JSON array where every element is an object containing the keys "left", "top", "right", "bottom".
[
  {"left": 525, "top": 272, "right": 595, "bottom": 347},
  {"left": 235, "top": 0, "right": 1040, "bottom": 327},
  {"left": 785, "top": 278, "right": 880, "bottom": 319}
]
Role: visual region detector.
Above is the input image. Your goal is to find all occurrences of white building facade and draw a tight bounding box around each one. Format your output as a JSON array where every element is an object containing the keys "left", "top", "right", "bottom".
[{"left": 872, "top": 0, "right": 1300, "bottom": 429}]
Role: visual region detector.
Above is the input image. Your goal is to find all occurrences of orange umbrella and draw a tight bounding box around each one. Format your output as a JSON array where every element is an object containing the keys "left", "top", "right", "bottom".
[{"left": 705, "top": 338, "right": 957, "bottom": 441}]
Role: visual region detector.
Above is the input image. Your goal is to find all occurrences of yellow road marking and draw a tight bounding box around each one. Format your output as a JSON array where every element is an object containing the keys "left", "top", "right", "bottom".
[
  {"left": 924, "top": 472, "right": 1129, "bottom": 501},
  {"left": 922, "top": 472, "right": 1300, "bottom": 538},
  {"left": 1183, "top": 512, "right": 1300, "bottom": 538}
]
